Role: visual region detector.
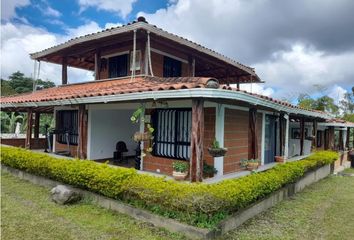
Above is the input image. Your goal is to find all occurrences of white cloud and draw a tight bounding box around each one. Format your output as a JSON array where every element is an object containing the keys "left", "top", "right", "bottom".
[
  {"left": 254, "top": 43, "right": 354, "bottom": 99},
  {"left": 139, "top": 0, "right": 354, "bottom": 100},
  {"left": 78, "top": 0, "right": 137, "bottom": 18},
  {"left": 328, "top": 85, "right": 347, "bottom": 105},
  {"left": 1, "top": 22, "right": 96, "bottom": 85},
  {"left": 66, "top": 21, "right": 101, "bottom": 38},
  {"left": 38, "top": 5, "right": 62, "bottom": 18},
  {"left": 239, "top": 84, "right": 274, "bottom": 97},
  {"left": 1, "top": 0, "right": 30, "bottom": 20}
]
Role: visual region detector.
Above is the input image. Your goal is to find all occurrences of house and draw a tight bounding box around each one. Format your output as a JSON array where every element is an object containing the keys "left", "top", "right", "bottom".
[{"left": 1, "top": 17, "right": 353, "bottom": 182}]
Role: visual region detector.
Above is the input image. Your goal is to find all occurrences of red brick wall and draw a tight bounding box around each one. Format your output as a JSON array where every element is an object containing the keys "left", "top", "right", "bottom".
[
  {"left": 143, "top": 107, "right": 215, "bottom": 176},
  {"left": 223, "top": 109, "right": 263, "bottom": 174},
  {"left": 223, "top": 109, "right": 248, "bottom": 174},
  {"left": 55, "top": 142, "right": 78, "bottom": 157},
  {"left": 203, "top": 108, "right": 215, "bottom": 166},
  {"left": 0, "top": 138, "right": 46, "bottom": 149}
]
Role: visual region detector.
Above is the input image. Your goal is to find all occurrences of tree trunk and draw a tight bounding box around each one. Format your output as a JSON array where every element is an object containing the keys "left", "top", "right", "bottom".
[{"left": 190, "top": 99, "right": 204, "bottom": 182}]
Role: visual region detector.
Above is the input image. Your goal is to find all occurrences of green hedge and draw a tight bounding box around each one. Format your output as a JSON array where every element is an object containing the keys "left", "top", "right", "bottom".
[{"left": 0, "top": 146, "right": 338, "bottom": 228}]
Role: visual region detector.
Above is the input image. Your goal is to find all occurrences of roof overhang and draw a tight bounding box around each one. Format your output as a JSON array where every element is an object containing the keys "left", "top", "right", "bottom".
[
  {"left": 1, "top": 88, "right": 331, "bottom": 120},
  {"left": 30, "top": 21, "right": 259, "bottom": 82}
]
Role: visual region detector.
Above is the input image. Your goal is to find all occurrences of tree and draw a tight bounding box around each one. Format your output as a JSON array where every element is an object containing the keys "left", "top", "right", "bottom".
[
  {"left": 6, "top": 71, "right": 55, "bottom": 94},
  {"left": 0, "top": 112, "right": 23, "bottom": 133},
  {"left": 297, "top": 94, "right": 316, "bottom": 109},
  {"left": 297, "top": 94, "right": 339, "bottom": 115},
  {"left": 314, "top": 96, "right": 339, "bottom": 115},
  {"left": 1, "top": 79, "right": 17, "bottom": 96}
]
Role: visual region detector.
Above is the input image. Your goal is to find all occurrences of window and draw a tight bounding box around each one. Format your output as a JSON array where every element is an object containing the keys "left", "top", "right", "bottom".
[
  {"left": 152, "top": 109, "right": 191, "bottom": 160},
  {"left": 109, "top": 54, "right": 128, "bottom": 78},
  {"left": 163, "top": 56, "right": 182, "bottom": 77},
  {"left": 56, "top": 110, "right": 78, "bottom": 145}
]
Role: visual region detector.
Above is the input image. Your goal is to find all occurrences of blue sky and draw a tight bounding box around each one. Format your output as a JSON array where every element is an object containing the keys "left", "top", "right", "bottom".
[
  {"left": 1, "top": 0, "right": 354, "bottom": 104},
  {"left": 14, "top": 0, "right": 168, "bottom": 34}
]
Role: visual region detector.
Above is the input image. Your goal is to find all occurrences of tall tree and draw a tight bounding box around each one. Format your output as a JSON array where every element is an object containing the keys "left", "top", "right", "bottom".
[{"left": 6, "top": 71, "right": 55, "bottom": 94}]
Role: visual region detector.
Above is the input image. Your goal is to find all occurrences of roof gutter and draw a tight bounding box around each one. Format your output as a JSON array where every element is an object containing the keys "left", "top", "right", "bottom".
[{"left": 1, "top": 89, "right": 331, "bottom": 119}]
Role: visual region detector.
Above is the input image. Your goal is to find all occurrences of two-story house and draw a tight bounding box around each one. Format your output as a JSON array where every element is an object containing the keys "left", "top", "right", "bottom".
[{"left": 1, "top": 17, "right": 353, "bottom": 182}]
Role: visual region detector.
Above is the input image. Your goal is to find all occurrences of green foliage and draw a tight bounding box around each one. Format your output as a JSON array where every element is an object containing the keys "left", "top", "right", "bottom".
[
  {"left": 131, "top": 106, "right": 145, "bottom": 123},
  {"left": 240, "top": 158, "right": 260, "bottom": 168},
  {"left": 0, "top": 79, "right": 17, "bottom": 96},
  {"left": 297, "top": 94, "right": 339, "bottom": 115},
  {"left": 172, "top": 161, "right": 188, "bottom": 172},
  {"left": 203, "top": 162, "right": 217, "bottom": 176},
  {"left": 0, "top": 112, "right": 23, "bottom": 133},
  {"left": 0, "top": 146, "right": 338, "bottom": 228},
  {"left": 211, "top": 139, "right": 220, "bottom": 148}
]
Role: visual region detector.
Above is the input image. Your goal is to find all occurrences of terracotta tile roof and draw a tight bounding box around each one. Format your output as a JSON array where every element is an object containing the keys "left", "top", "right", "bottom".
[
  {"left": 0, "top": 76, "right": 216, "bottom": 104},
  {"left": 0, "top": 76, "right": 332, "bottom": 119}
]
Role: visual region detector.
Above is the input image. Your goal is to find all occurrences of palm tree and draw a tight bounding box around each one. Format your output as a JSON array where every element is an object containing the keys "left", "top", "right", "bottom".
[{"left": 0, "top": 112, "right": 23, "bottom": 133}]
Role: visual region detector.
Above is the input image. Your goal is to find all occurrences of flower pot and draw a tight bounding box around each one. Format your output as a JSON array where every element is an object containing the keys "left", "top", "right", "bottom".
[
  {"left": 172, "top": 171, "right": 188, "bottom": 181},
  {"left": 133, "top": 132, "right": 151, "bottom": 142},
  {"left": 208, "top": 148, "right": 228, "bottom": 157},
  {"left": 275, "top": 156, "right": 285, "bottom": 163},
  {"left": 246, "top": 162, "right": 259, "bottom": 171}
]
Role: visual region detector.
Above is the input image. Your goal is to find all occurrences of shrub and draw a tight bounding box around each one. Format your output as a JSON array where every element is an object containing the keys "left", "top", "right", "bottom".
[{"left": 0, "top": 146, "right": 338, "bottom": 228}]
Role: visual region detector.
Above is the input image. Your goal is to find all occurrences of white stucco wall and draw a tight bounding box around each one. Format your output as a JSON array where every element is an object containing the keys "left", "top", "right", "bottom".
[
  {"left": 288, "top": 122, "right": 313, "bottom": 157},
  {"left": 88, "top": 109, "right": 139, "bottom": 160}
]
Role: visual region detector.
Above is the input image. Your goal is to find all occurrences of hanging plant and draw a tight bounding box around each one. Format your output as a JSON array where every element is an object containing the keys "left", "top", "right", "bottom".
[
  {"left": 131, "top": 105, "right": 155, "bottom": 158},
  {"left": 208, "top": 139, "right": 228, "bottom": 157}
]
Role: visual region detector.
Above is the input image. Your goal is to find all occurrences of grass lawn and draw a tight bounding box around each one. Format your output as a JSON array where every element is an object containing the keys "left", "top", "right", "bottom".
[
  {"left": 1, "top": 171, "right": 186, "bottom": 240},
  {"left": 1, "top": 170, "right": 354, "bottom": 240},
  {"left": 342, "top": 167, "right": 354, "bottom": 174}
]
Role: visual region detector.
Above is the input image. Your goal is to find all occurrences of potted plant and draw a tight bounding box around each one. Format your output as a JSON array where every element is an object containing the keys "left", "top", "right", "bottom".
[
  {"left": 274, "top": 155, "right": 285, "bottom": 163},
  {"left": 240, "top": 159, "right": 260, "bottom": 171},
  {"left": 203, "top": 162, "right": 218, "bottom": 178},
  {"left": 172, "top": 161, "right": 189, "bottom": 181},
  {"left": 208, "top": 139, "right": 228, "bottom": 157}
]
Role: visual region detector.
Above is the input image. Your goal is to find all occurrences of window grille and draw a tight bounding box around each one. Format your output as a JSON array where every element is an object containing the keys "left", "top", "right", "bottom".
[{"left": 153, "top": 109, "right": 191, "bottom": 160}]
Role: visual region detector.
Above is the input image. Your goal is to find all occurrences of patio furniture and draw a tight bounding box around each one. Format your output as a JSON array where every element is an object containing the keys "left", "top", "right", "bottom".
[{"left": 113, "top": 141, "right": 128, "bottom": 163}]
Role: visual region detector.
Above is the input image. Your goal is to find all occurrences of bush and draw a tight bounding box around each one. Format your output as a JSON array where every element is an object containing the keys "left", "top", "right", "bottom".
[{"left": 0, "top": 146, "right": 338, "bottom": 228}]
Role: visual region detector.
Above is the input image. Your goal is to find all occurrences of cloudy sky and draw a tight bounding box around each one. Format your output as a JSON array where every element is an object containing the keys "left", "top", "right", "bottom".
[{"left": 1, "top": 0, "right": 354, "bottom": 103}]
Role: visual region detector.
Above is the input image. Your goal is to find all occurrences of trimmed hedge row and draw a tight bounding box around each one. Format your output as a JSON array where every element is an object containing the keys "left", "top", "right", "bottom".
[{"left": 0, "top": 146, "right": 338, "bottom": 228}]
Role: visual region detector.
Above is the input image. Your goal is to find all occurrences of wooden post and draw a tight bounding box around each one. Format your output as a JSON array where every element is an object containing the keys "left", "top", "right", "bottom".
[
  {"left": 346, "top": 127, "right": 350, "bottom": 150},
  {"left": 339, "top": 130, "right": 344, "bottom": 150},
  {"left": 312, "top": 119, "right": 317, "bottom": 150},
  {"left": 328, "top": 126, "right": 335, "bottom": 150},
  {"left": 26, "top": 108, "right": 33, "bottom": 149},
  {"left": 78, "top": 105, "right": 87, "bottom": 159},
  {"left": 300, "top": 118, "right": 305, "bottom": 156},
  {"left": 95, "top": 50, "right": 101, "bottom": 80},
  {"left": 190, "top": 99, "right": 204, "bottom": 182},
  {"left": 34, "top": 112, "right": 40, "bottom": 139},
  {"left": 279, "top": 114, "right": 284, "bottom": 156},
  {"left": 62, "top": 57, "right": 67, "bottom": 85},
  {"left": 248, "top": 108, "right": 258, "bottom": 159},
  {"left": 188, "top": 56, "right": 195, "bottom": 77}
]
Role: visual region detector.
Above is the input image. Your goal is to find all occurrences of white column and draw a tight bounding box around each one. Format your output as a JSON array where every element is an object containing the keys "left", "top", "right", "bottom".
[
  {"left": 214, "top": 104, "right": 224, "bottom": 176},
  {"left": 261, "top": 113, "right": 266, "bottom": 165},
  {"left": 284, "top": 114, "right": 290, "bottom": 161}
]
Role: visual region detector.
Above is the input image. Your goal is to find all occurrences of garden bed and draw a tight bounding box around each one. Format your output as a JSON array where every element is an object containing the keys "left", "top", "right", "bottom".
[{"left": 0, "top": 146, "right": 338, "bottom": 235}]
